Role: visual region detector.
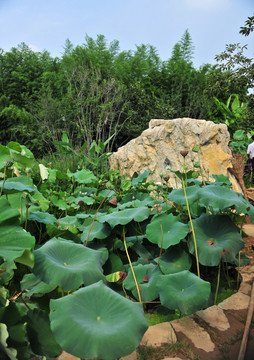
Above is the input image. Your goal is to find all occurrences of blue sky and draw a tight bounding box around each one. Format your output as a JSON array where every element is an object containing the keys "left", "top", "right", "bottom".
[{"left": 0, "top": 0, "right": 253, "bottom": 68}]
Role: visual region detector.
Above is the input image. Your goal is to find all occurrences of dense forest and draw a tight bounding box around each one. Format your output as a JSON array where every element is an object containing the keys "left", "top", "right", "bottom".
[{"left": 0, "top": 19, "right": 254, "bottom": 156}]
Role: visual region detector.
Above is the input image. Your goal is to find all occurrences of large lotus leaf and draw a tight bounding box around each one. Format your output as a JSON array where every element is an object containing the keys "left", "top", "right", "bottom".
[
  {"left": 28, "top": 211, "right": 56, "bottom": 225},
  {"left": 0, "top": 323, "right": 18, "bottom": 360},
  {"left": 50, "top": 281, "right": 148, "bottom": 359},
  {"left": 0, "top": 197, "right": 20, "bottom": 225},
  {"left": 124, "top": 263, "right": 162, "bottom": 301},
  {"left": 98, "top": 207, "right": 151, "bottom": 228},
  {"left": 0, "top": 176, "right": 36, "bottom": 193},
  {"left": 167, "top": 185, "right": 201, "bottom": 207},
  {"left": 81, "top": 218, "right": 111, "bottom": 243},
  {"left": 8, "top": 142, "right": 35, "bottom": 170},
  {"left": 33, "top": 238, "right": 107, "bottom": 290},
  {"left": 155, "top": 246, "right": 192, "bottom": 274},
  {"left": 190, "top": 214, "right": 245, "bottom": 266},
  {"left": 0, "top": 145, "right": 12, "bottom": 170},
  {"left": 146, "top": 213, "right": 189, "bottom": 249},
  {"left": 26, "top": 308, "right": 61, "bottom": 357},
  {"left": 67, "top": 169, "right": 97, "bottom": 184},
  {"left": 157, "top": 271, "right": 211, "bottom": 315},
  {"left": 198, "top": 185, "right": 254, "bottom": 221},
  {"left": 0, "top": 198, "right": 35, "bottom": 266},
  {"left": 20, "top": 273, "right": 56, "bottom": 298}
]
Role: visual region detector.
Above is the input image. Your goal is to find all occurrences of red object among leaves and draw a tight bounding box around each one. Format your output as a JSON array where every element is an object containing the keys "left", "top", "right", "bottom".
[
  {"left": 143, "top": 274, "right": 149, "bottom": 283},
  {"left": 109, "top": 197, "right": 117, "bottom": 206}
]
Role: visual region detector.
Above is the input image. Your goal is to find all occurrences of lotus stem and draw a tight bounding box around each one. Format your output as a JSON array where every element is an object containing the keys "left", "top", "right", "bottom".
[
  {"left": 157, "top": 222, "right": 163, "bottom": 266},
  {"left": 0, "top": 167, "right": 7, "bottom": 197},
  {"left": 84, "top": 190, "right": 111, "bottom": 247},
  {"left": 214, "top": 261, "right": 221, "bottom": 304},
  {"left": 122, "top": 227, "right": 142, "bottom": 303},
  {"left": 182, "top": 178, "right": 200, "bottom": 277}
]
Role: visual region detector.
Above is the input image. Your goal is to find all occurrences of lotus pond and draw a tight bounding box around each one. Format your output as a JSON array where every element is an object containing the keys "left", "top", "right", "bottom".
[{"left": 0, "top": 141, "right": 253, "bottom": 360}]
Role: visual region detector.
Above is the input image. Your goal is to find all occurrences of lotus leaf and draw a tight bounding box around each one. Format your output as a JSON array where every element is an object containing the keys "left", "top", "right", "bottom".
[
  {"left": 0, "top": 145, "right": 12, "bottom": 170},
  {"left": 26, "top": 308, "right": 61, "bottom": 357},
  {"left": 146, "top": 213, "right": 189, "bottom": 249},
  {"left": 198, "top": 185, "right": 254, "bottom": 221},
  {"left": 0, "top": 176, "right": 36, "bottom": 193},
  {"left": 28, "top": 211, "right": 56, "bottom": 225},
  {"left": 131, "top": 170, "right": 152, "bottom": 186},
  {"left": 0, "top": 198, "right": 35, "bottom": 266},
  {"left": 124, "top": 263, "right": 162, "bottom": 301},
  {"left": 99, "top": 207, "right": 151, "bottom": 228},
  {"left": 167, "top": 185, "right": 201, "bottom": 207},
  {"left": 33, "top": 238, "right": 107, "bottom": 290},
  {"left": 81, "top": 218, "right": 111, "bottom": 242},
  {"left": 20, "top": 273, "right": 56, "bottom": 297},
  {"left": 7, "top": 142, "right": 35, "bottom": 170},
  {"left": 190, "top": 214, "right": 245, "bottom": 266},
  {"left": 155, "top": 246, "right": 192, "bottom": 274},
  {"left": 157, "top": 270, "right": 211, "bottom": 314},
  {"left": 67, "top": 169, "right": 97, "bottom": 184},
  {"left": 50, "top": 281, "right": 148, "bottom": 359},
  {"left": 0, "top": 323, "right": 18, "bottom": 360}
]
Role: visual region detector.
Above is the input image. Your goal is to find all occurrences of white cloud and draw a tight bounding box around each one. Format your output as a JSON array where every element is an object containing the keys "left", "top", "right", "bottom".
[
  {"left": 28, "top": 44, "right": 41, "bottom": 52},
  {"left": 183, "top": 0, "right": 230, "bottom": 11}
]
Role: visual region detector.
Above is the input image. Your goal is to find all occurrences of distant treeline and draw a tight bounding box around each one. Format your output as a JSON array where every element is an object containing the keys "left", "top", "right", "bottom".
[{"left": 0, "top": 30, "right": 253, "bottom": 156}]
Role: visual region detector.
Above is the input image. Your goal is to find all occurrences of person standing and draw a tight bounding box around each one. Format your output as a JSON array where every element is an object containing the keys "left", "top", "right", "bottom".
[{"left": 247, "top": 135, "right": 254, "bottom": 181}]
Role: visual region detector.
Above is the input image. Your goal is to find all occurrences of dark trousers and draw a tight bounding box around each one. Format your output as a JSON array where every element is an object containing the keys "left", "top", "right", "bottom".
[{"left": 251, "top": 158, "right": 254, "bottom": 179}]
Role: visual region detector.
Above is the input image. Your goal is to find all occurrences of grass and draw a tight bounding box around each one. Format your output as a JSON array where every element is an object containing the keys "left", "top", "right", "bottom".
[{"left": 137, "top": 341, "right": 200, "bottom": 360}]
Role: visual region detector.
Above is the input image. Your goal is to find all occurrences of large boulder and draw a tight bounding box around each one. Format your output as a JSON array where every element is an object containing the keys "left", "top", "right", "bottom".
[{"left": 109, "top": 118, "right": 242, "bottom": 192}]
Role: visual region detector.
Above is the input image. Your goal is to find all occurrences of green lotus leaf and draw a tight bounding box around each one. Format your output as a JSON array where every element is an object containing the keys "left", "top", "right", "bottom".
[
  {"left": 99, "top": 207, "right": 151, "bottom": 228},
  {"left": 124, "top": 263, "right": 162, "bottom": 301},
  {"left": 0, "top": 323, "right": 18, "bottom": 360},
  {"left": 20, "top": 273, "right": 56, "bottom": 297},
  {"left": 81, "top": 218, "right": 111, "bottom": 243},
  {"left": 0, "top": 198, "right": 35, "bottom": 266},
  {"left": 56, "top": 216, "right": 82, "bottom": 232},
  {"left": 190, "top": 214, "right": 245, "bottom": 266},
  {"left": 0, "top": 145, "right": 12, "bottom": 170},
  {"left": 67, "top": 169, "right": 97, "bottom": 184},
  {"left": 33, "top": 238, "right": 107, "bottom": 290},
  {"left": 0, "top": 261, "right": 16, "bottom": 285},
  {"left": 155, "top": 246, "right": 192, "bottom": 274},
  {"left": 131, "top": 170, "right": 152, "bottom": 186},
  {"left": 28, "top": 211, "right": 56, "bottom": 225},
  {"left": 146, "top": 213, "right": 189, "bottom": 249},
  {"left": 0, "top": 286, "right": 9, "bottom": 306},
  {"left": 168, "top": 185, "right": 202, "bottom": 217},
  {"left": 26, "top": 308, "right": 61, "bottom": 357},
  {"left": 0, "top": 176, "right": 36, "bottom": 193},
  {"left": 8, "top": 142, "right": 35, "bottom": 170},
  {"left": 198, "top": 185, "right": 254, "bottom": 221},
  {"left": 157, "top": 271, "right": 211, "bottom": 315},
  {"left": 50, "top": 281, "right": 148, "bottom": 359},
  {"left": 73, "top": 195, "right": 95, "bottom": 205},
  {"left": 29, "top": 191, "right": 49, "bottom": 212},
  {"left": 103, "top": 253, "right": 124, "bottom": 275}
]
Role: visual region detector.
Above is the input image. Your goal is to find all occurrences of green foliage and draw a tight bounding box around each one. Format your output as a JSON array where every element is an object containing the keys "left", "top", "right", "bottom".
[
  {"left": 213, "top": 94, "right": 248, "bottom": 133},
  {"left": 0, "top": 133, "right": 252, "bottom": 359}
]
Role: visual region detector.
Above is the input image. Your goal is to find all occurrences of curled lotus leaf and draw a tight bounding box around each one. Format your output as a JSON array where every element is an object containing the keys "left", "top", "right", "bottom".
[{"left": 33, "top": 238, "right": 107, "bottom": 290}]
